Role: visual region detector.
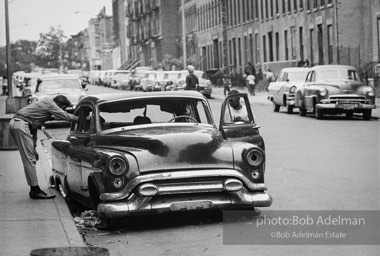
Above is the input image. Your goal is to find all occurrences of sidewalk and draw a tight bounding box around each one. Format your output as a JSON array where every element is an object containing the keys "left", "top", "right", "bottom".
[{"left": 0, "top": 95, "right": 84, "bottom": 256}]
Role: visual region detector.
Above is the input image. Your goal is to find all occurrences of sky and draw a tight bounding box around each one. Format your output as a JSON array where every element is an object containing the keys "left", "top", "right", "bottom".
[{"left": 0, "top": 0, "right": 112, "bottom": 46}]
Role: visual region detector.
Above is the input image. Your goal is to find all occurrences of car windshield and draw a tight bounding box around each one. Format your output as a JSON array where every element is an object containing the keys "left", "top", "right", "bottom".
[
  {"left": 114, "top": 73, "right": 130, "bottom": 79},
  {"left": 287, "top": 70, "right": 309, "bottom": 81},
  {"left": 316, "top": 69, "right": 361, "bottom": 82},
  {"left": 97, "top": 97, "right": 212, "bottom": 131},
  {"left": 39, "top": 79, "right": 80, "bottom": 91}
]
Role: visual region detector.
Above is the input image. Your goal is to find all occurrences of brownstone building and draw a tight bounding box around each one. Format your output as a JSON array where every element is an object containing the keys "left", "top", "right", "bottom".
[{"left": 181, "top": 0, "right": 380, "bottom": 76}]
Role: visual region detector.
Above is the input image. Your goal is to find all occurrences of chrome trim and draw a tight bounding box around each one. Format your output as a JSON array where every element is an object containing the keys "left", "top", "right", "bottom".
[
  {"left": 97, "top": 190, "right": 273, "bottom": 218},
  {"left": 100, "top": 169, "right": 267, "bottom": 201}
]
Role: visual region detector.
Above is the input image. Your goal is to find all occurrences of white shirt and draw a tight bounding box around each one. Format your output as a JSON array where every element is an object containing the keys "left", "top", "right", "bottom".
[{"left": 246, "top": 74, "right": 255, "bottom": 85}]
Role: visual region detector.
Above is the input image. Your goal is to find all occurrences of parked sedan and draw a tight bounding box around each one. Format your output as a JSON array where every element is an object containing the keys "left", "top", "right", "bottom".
[
  {"left": 50, "top": 91, "right": 272, "bottom": 225},
  {"left": 27, "top": 74, "right": 87, "bottom": 113},
  {"left": 267, "top": 67, "right": 310, "bottom": 113},
  {"left": 294, "top": 65, "right": 376, "bottom": 120}
]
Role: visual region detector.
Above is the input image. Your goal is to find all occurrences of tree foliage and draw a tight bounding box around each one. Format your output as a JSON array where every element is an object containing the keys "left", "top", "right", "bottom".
[{"left": 35, "top": 26, "right": 67, "bottom": 68}]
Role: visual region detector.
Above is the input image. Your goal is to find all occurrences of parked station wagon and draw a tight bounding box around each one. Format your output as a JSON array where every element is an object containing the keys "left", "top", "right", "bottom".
[
  {"left": 267, "top": 67, "right": 310, "bottom": 113},
  {"left": 294, "top": 65, "right": 376, "bottom": 120},
  {"left": 50, "top": 91, "right": 272, "bottom": 225}
]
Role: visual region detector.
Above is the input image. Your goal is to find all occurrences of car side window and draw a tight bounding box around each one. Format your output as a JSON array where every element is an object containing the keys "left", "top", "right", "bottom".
[{"left": 74, "top": 106, "right": 95, "bottom": 134}]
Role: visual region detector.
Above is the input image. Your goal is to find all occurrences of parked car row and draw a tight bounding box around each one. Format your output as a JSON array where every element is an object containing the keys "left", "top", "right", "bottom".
[
  {"left": 89, "top": 68, "right": 213, "bottom": 98},
  {"left": 267, "top": 65, "right": 376, "bottom": 120}
]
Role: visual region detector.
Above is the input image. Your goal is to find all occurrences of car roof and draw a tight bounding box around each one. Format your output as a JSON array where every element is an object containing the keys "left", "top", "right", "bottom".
[
  {"left": 37, "top": 74, "right": 80, "bottom": 80},
  {"left": 280, "top": 67, "right": 311, "bottom": 72},
  {"left": 79, "top": 91, "right": 206, "bottom": 106},
  {"left": 311, "top": 65, "right": 358, "bottom": 70}
]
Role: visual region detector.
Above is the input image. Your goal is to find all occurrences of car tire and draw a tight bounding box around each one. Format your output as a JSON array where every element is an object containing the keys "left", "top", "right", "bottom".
[
  {"left": 363, "top": 110, "right": 372, "bottom": 120},
  {"left": 273, "top": 103, "right": 280, "bottom": 112},
  {"left": 287, "top": 105, "right": 294, "bottom": 114},
  {"left": 315, "top": 108, "right": 324, "bottom": 119},
  {"left": 299, "top": 107, "right": 307, "bottom": 116}
]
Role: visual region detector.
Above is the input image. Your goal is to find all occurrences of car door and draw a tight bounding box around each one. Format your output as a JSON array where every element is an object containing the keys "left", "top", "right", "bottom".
[
  {"left": 219, "top": 93, "right": 265, "bottom": 150},
  {"left": 304, "top": 71, "right": 316, "bottom": 110},
  {"left": 66, "top": 104, "right": 96, "bottom": 198}
]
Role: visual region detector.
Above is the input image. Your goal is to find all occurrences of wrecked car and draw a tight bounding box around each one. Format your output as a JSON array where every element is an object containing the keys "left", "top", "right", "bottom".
[{"left": 50, "top": 91, "right": 272, "bottom": 224}]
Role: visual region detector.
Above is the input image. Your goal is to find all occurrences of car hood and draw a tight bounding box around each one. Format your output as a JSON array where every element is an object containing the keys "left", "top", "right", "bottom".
[
  {"left": 313, "top": 80, "right": 363, "bottom": 93},
  {"left": 96, "top": 125, "right": 234, "bottom": 172}
]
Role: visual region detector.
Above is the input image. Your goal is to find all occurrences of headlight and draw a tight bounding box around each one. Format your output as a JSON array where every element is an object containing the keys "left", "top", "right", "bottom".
[
  {"left": 31, "top": 97, "right": 38, "bottom": 103},
  {"left": 108, "top": 156, "right": 128, "bottom": 176},
  {"left": 245, "top": 148, "right": 264, "bottom": 167},
  {"left": 24, "top": 89, "right": 31, "bottom": 97},
  {"left": 319, "top": 88, "right": 328, "bottom": 97},
  {"left": 367, "top": 90, "right": 375, "bottom": 97},
  {"left": 289, "top": 86, "right": 296, "bottom": 93}
]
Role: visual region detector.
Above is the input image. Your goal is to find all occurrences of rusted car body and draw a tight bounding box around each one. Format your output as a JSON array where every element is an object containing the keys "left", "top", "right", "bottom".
[
  {"left": 267, "top": 67, "right": 310, "bottom": 113},
  {"left": 51, "top": 91, "right": 272, "bottom": 223},
  {"left": 295, "top": 65, "right": 376, "bottom": 120}
]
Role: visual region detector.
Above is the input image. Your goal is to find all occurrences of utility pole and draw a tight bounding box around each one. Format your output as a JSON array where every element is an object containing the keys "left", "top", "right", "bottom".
[
  {"left": 181, "top": 0, "right": 187, "bottom": 69},
  {"left": 5, "top": 0, "right": 12, "bottom": 98},
  {"left": 5, "top": 0, "right": 16, "bottom": 113}
]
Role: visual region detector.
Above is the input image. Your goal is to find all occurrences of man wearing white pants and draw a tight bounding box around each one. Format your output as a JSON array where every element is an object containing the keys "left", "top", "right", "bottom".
[{"left": 9, "top": 95, "right": 78, "bottom": 199}]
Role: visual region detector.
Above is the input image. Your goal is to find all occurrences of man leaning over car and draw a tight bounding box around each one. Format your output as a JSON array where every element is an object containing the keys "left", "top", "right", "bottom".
[{"left": 9, "top": 95, "right": 78, "bottom": 199}]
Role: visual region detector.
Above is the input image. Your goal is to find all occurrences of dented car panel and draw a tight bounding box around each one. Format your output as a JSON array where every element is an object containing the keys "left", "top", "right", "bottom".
[{"left": 51, "top": 91, "right": 271, "bottom": 221}]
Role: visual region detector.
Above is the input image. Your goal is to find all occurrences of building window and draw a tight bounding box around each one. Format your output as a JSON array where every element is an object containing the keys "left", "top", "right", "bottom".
[
  {"left": 328, "top": 0, "right": 332, "bottom": 4},
  {"left": 291, "top": 26, "right": 296, "bottom": 59},
  {"left": 282, "top": 0, "right": 286, "bottom": 14},
  {"left": 242, "top": 0, "right": 246, "bottom": 22},
  {"left": 314, "top": 0, "right": 318, "bottom": 9},
  {"left": 310, "top": 28, "right": 314, "bottom": 64},
  {"left": 255, "top": 0, "right": 259, "bottom": 19},
  {"left": 288, "top": 0, "right": 292, "bottom": 12},
  {"left": 320, "top": 0, "right": 325, "bottom": 6},
  {"left": 284, "top": 30, "right": 288, "bottom": 60},
  {"left": 307, "top": 0, "right": 311, "bottom": 10},
  {"left": 294, "top": 0, "right": 297, "bottom": 11},
  {"left": 261, "top": 0, "right": 264, "bottom": 20},
  {"left": 275, "top": 0, "right": 279, "bottom": 15},
  {"left": 317, "top": 24, "right": 323, "bottom": 64},
  {"left": 270, "top": 0, "right": 274, "bottom": 17},
  {"left": 268, "top": 32, "right": 273, "bottom": 61},
  {"left": 255, "top": 33, "right": 259, "bottom": 63},
  {"left": 250, "top": 34, "right": 254, "bottom": 61},
  {"left": 327, "top": 24, "right": 333, "bottom": 63},
  {"left": 263, "top": 35, "right": 267, "bottom": 62},
  {"left": 299, "top": 26, "right": 304, "bottom": 61},
  {"left": 233, "top": 38, "right": 237, "bottom": 67},
  {"left": 275, "top": 32, "right": 279, "bottom": 60},
  {"left": 265, "top": 0, "right": 269, "bottom": 19},
  {"left": 229, "top": 40, "right": 233, "bottom": 65},
  {"left": 234, "top": 0, "right": 238, "bottom": 25},
  {"left": 238, "top": 0, "right": 241, "bottom": 24},
  {"left": 299, "top": 0, "right": 304, "bottom": 9},
  {"left": 238, "top": 37, "right": 242, "bottom": 70}
]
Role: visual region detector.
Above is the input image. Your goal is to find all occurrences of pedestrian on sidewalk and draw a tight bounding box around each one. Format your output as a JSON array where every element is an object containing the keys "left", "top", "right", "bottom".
[
  {"left": 246, "top": 72, "right": 256, "bottom": 95},
  {"left": 9, "top": 95, "right": 78, "bottom": 199},
  {"left": 2, "top": 76, "right": 8, "bottom": 95},
  {"left": 222, "top": 75, "right": 231, "bottom": 96},
  {"left": 185, "top": 65, "right": 199, "bottom": 91}
]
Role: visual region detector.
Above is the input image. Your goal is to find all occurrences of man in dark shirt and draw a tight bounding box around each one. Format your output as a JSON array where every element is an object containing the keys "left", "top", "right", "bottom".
[
  {"left": 9, "top": 95, "right": 78, "bottom": 199},
  {"left": 185, "top": 65, "right": 199, "bottom": 91}
]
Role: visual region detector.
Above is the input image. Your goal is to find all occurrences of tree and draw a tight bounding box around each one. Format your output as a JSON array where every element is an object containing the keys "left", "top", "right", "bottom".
[{"left": 35, "top": 26, "right": 67, "bottom": 70}]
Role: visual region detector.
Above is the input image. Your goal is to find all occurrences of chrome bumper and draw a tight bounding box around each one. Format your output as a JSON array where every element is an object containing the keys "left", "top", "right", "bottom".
[
  {"left": 97, "top": 189, "right": 272, "bottom": 219},
  {"left": 316, "top": 103, "right": 376, "bottom": 110}
]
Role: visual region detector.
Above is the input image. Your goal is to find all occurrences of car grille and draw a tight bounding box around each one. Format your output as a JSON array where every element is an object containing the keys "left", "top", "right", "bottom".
[{"left": 328, "top": 95, "right": 368, "bottom": 104}]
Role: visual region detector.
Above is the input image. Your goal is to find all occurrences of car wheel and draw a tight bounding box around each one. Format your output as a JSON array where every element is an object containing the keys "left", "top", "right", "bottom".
[
  {"left": 315, "top": 108, "right": 324, "bottom": 119},
  {"left": 273, "top": 103, "right": 280, "bottom": 112},
  {"left": 363, "top": 110, "right": 372, "bottom": 120},
  {"left": 299, "top": 107, "right": 306, "bottom": 116},
  {"left": 287, "top": 105, "right": 294, "bottom": 114}
]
